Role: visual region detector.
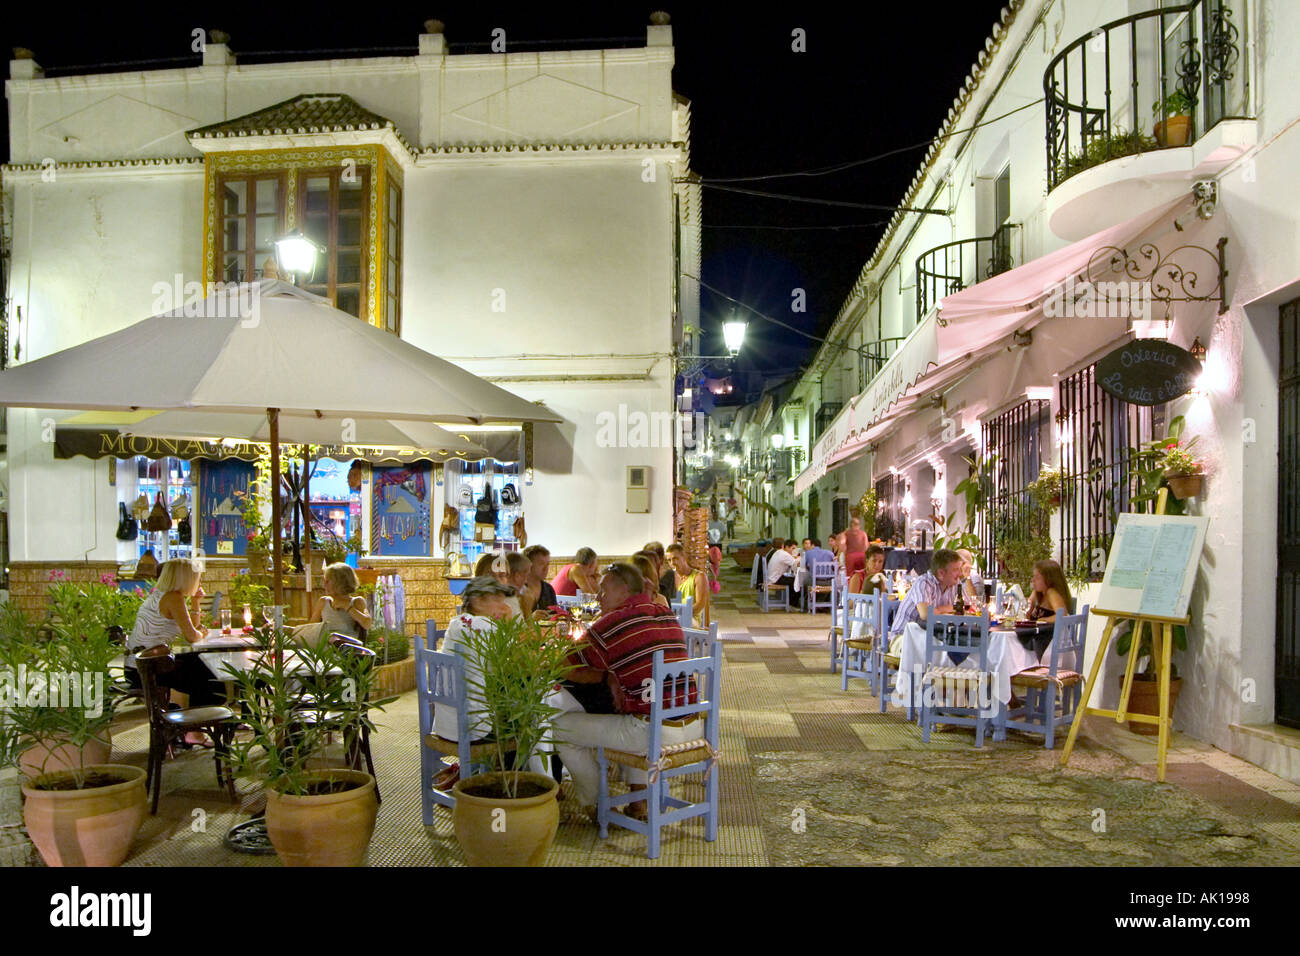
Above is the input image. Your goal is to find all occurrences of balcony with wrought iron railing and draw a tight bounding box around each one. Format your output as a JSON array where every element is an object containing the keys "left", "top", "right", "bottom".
[
  {"left": 1044, "top": 0, "right": 1251, "bottom": 196},
  {"left": 914, "top": 222, "right": 1019, "bottom": 323}
]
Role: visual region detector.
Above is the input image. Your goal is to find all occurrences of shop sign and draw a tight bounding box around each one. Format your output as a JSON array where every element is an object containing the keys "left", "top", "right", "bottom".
[{"left": 1095, "top": 340, "right": 1202, "bottom": 406}]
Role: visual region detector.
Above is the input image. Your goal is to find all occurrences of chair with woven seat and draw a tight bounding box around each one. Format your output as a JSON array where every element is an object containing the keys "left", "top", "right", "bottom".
[
  {"left": 596, "top": 642, "right": 722, "bottom": 859},
  {"left": 872, "top": 598, "right": 906, "bottom": 713},
  {"left": 758, "top": 554, "right": 790, "bottom": 612},
  {"left": 806, "top": 561, "right": 836, "bottom": 614},
  {"left": 134, "top": 646, "right": 238, "bottom": 815},
  {"left": 918, "top": 613, "right": 995, "bottom": 748},
  {"left": 999, "top": 606, "right": 1090, "bottom": 748},
  {"left": 839, "top": 592, "right": 880, "bottom": 692},
  {"left": 683, "top": 621, "right": 718, "bottom": 660},
  {"left": 415, "top": 630, "right": 516, "bottom": 823}
]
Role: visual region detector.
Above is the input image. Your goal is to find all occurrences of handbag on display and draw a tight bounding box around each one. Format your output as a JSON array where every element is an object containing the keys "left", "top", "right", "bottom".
[
  {"left": 475, "top": 488, "right": 498, "bottom": 526},
  {"left": 135, "top": 549, "right": 159, "bottom": 579},
  {"left": 177, "top": 515, "right": 192, "bottom": 543},
  {"left": 501, "top": 483, "right": 519, "bottom": 505},
  {"left": 115, "top": 503, "right": 138, "bottom": 541},
  {"left": 145, "top": 493, "right": 173, "bottom": 532},
  {"left": 457, "top": 483, "right": 474, "bottom": 508},
  {"left": 170, "top": 494, "right": 189, "bottom": 520},
  {"left": 131, "top": 493, "right": 150, "bottom": 520}
]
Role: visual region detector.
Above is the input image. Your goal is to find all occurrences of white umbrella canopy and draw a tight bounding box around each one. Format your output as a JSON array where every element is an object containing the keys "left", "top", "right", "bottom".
[
  {"left": 0, "top": 279, "right": 558, "bottom": 604},
  {"left": 0, "top": 280, "right": 561, "bottom": 424}
]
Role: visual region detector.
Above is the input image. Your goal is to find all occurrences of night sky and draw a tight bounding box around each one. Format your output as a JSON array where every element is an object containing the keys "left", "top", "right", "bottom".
[{"left": 1, "top": 1, "right": 1010, "bottom": 387}]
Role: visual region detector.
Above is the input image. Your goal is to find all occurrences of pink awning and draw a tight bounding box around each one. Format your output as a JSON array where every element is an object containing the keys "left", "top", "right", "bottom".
[{"left": 807, "top": 194, "right": 1194, "bottom": 481}]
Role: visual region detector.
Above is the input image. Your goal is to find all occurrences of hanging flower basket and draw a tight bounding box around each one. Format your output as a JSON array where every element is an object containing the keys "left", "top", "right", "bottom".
[{"left": 1165, "top": 473, "right": 1205, "bottom": 500}]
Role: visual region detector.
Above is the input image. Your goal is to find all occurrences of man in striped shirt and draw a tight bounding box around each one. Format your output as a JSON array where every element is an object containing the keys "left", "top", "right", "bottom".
[
  {"left": 889, "top": 548, "right": 963, "bottom": 639},
  {"left": 554, "top": 562, "right": 699, "bottom": 819}
]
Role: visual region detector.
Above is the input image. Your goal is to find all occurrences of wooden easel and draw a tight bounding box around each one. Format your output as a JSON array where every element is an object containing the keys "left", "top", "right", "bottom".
[{"left": 1059, "top": 489, "right": 1186, "bottom": 782}]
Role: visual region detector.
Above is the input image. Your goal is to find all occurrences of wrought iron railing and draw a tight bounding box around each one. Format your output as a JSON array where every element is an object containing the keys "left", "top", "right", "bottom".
[
  {"left": 814, "top": 402, "right": 843, "bottom": 443},
  {"left": 1057, "top": 365, "right": 1156, "bottom": 582},
  {"left": 1044, "top": 0, "right": 1249, "bottom": 191},
  {"left": 915, "top": 223, "right": 1019, "bottom": 323},
  {"left": 978, "top": 400, "right": 1049, "bottom": 578}
]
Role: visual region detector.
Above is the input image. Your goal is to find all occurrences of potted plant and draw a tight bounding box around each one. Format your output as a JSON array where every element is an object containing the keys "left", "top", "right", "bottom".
[
  {"left": 1161, "top": 441, "right": 1205, "bottom": 500},
  {"left": 1059, "top": 127, "right": 1159, "bottom": 183},
  {"left": 1152, "top": 89, "right": 1195, "bottom": 147},
  {"left": 859, "top": 489, "right": 877, "bottom": 538},
  {"left": 1027, "top": 466, "right": 1064, "bottom": 510},
  {"left": 235, "top": 450, "right": 273, "bottom": 572},
  {"left": 448, "top": 614, "right": 577, "bottom": 866},
  {"left": 219, "top": 633, "right": 396, "bottom": 866},
  {"left": 229, "top": 573, "right": 272, "bottom": 624},
  {"left": 0, "top": 595, "right": 146, "bottom": 867},
  {"left": 1114, "top": 619, "right": 1186, "bottom": 735}
]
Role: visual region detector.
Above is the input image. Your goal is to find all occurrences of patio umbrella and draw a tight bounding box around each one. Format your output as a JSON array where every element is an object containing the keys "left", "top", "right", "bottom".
[{"left": 0, "top": 279, "right": 562, "bottom": 604}]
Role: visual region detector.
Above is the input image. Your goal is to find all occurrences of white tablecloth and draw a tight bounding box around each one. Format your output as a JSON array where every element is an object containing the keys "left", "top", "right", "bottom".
[{"left": 892, "top": 622, "right": 1020, "bottom": 712}]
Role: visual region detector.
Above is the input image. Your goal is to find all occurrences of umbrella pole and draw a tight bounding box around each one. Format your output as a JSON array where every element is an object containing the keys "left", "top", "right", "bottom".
[{"left": 270, "top": 409, "right": 283, "bottom": 609}]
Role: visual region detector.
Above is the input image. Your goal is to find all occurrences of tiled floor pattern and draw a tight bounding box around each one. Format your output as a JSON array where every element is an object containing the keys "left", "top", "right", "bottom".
[{"left": 9, "top": 550, "right": 1300, "bottom": 866}]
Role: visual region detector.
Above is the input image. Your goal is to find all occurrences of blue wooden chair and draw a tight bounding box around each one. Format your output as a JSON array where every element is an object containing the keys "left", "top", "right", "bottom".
[
  {"left": 828, "top": 577, "right": 843, "bottom": 673},
  {"left": 758, "top": 555, "right": 790, "bottom": 612},
  {"left": 596, "top": 643, "right": 722, "bottom": 859},
  {"left": 806, "top": 560, "right": 836, "bottom": 614},
  {"left": 873, "top": 598, "right": 907, "bottom": 713},
  {"left": 918, "top": 613, "right": 995, "bottom": 747},
  {"left": 672, "top": 596, "right": 694, "bottom": 628},
  {"left": 750, "top": 554, "right": 762, "bottom": 590},
  {"left": 415, "top": 626, "right": 514, "bottom": 824},
  {"left": 839, "top": 592, "right": 880, "bottom": 691},
  {"left": 683, "top": 621, "right": 718, "bottom": 659},
  {"left": 1000, "top": 606, "right": 1090, "bottom": 749}
]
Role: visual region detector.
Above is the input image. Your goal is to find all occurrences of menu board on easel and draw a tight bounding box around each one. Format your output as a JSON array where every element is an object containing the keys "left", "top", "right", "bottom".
[
  {"left": 200, "top": 459, "right": 256, "bottom": 556},
  {"left": 1094, "top": 513, "right": 1210, "bottom": 621},
  {"left": 371, "top": 463, "right": 432, "bottom": 557}
]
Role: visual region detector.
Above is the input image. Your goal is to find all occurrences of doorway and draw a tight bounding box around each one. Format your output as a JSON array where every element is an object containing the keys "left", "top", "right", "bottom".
[{"left": 1278, "top": 297, "right": 1300, "bottom": 727}]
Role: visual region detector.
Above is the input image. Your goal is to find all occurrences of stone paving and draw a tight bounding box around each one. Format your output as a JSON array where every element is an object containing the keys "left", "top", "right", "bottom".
[{"left": 8, "top": 552, "right": 1300, "bottom": 866}]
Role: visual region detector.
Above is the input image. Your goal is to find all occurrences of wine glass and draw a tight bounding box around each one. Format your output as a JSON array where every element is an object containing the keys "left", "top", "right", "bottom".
[{"left": 262, "top": 605, "right": 276, "bottom": 629}]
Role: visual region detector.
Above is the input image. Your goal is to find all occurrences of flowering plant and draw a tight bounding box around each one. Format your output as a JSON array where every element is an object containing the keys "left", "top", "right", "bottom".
[{"left": 1161, "top": 442, "right": 1202, "bottom": 477}]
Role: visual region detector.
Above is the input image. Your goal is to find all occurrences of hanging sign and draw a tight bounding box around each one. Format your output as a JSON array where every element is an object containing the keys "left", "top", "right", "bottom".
[{"left": 1095, "top": 340, "right": 1202, "bottom": 406}]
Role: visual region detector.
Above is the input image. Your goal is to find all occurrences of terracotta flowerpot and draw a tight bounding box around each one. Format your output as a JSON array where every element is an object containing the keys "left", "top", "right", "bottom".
[
  {"left": 22, "top": 764, "right": 146, "bottom": 867},
  {"left": 246, "top": 547, "right": 269, "bottom": 572},
  {"left": 1154, "top": 114, "right": 1192, "bottom": 147},
  {"left": 19, "top": 733, "right": 111, "bottom": 779},
  {"left": 308, "top": 550, "right": 326, "bottom": 577},
  {"left": 1120, "top": 675, "right": 1183, "bottom": 735},
  {"left": 452, "top": 772, "right": 559, "bottom": 867},
  {"left": 265, "top": 770, "right": 378, "bottom": 867},
  {"left": 354, "top": 568, "right": 380, "bottom": 587},
  {"left": 1165, "top": 473, "right": 1204, "bottom": 500}
]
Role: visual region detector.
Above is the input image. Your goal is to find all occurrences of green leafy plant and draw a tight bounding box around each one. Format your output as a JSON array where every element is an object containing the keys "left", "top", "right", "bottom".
[
  {"left": 364, "top": 626, "right": 409, "bottom": 666},
  {"left": 228, "top": 573, "right": 272, "bottom": 620},
  {"left": 219, "top": 632, "right": 396, "bottom": 796},
  {"left": 1161, "top": 441, "right": 1202, "bottom": 477},
  {"left": 1059, "top": 127, "right": 1159, "bottom": 183},
  {"left": 1152, "top": 89, "right": 1195, "bottom": 117},
  {"left": 234, "top": 449, "right": 274, "bottom": 552},
  {"left": 1027, "top": 466, "right": 1064, "bottom": 511},
  {"left": 1115, "top": 619, "right": 1187, "bottom": 679},
  {"left": 859, "top": 489, "right": 877, "bottom": 538},
  {"left": 0, "top": 593, "right": 121, "bottom": 784},
  {"left": 452, "top": 615, "right": 579, "bottom": 799}
]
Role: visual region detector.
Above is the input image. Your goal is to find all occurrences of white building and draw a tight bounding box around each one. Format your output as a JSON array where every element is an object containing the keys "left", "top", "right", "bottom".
[
  {"left": 1, "top": 15, "right": 700, "bottom": 581},
  {"left": 786, "top": 0, "right": 1300, "bottom": 778}
]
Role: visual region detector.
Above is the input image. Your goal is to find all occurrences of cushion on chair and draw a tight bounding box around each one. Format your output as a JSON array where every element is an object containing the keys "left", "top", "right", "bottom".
[
  {"left": 422, "top": 734, "right": 517, "bottom": 760},
  {"left": 830, "top": 626, "right": 844, "bottom": 635},
  {"left": 1010, "top": 666, "right": 1083, "bottom": 689},
  {"left": 882, "top": 654, "right": 900, "bottom": 668},
  {"left": 845, "top": 637, "right": 874, "bottom": 650},
  {"left": 162, "top": 706, "right": 236, "bottom": 726},
  {"left": 604, "top": 741, "right": 713, "bottom": 773}
]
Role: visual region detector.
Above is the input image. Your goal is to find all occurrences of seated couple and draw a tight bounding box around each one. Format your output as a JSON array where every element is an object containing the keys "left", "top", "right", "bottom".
[{"left": 434, "top": 564, "right": 699, "bottom": 821}]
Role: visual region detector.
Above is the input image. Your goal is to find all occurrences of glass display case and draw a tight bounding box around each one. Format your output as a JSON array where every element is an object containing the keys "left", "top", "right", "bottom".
[
  {"left": 443, "top": 457, "right": 523, "bottom": 568},
  {"left": 116, "top": 456, "right": 196, "bottom": 562}
]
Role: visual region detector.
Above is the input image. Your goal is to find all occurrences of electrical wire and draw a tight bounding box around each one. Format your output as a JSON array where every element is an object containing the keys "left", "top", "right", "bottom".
[
  {"left": 700, "top": 183, "right": 943, "bottom": 214},
  {"left": 705, "top": 98, "right": 1045, "bottom": 183},
  {"left": 685, "top": 275, "right": 824, "bottom": 345}
]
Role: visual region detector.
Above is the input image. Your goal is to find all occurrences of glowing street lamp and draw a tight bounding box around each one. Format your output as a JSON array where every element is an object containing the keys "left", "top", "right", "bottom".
[
  {"left": 273, "top": 230, "right": 326, "bottom": 282},
  {"left": 770, "top": 433, "right": 785, "bottom": 449},
  {"left": 723, "top": 320, "right": 748, "bottom": 357}
]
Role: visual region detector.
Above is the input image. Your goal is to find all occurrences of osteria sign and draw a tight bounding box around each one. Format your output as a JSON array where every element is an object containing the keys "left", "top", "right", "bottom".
[{"left": 1095, "top": 340, "right": 1202, "bottom": 406}]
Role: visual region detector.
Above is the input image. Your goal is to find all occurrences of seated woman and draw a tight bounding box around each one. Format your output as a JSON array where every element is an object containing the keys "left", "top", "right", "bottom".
[
  {"left": 667, "top": 543, "right": 709, "bottom": 627},
  {"left": 643, "top": 541, "right": 676, "bottom": 604},
  {"left": 125, "top": 558, "right": 222, "bottom": 746},
  {"left": 307, "top": 563, "right": 372, "bottom": 644},
  {"left": 631, "top": 553, "right": 671, "bottom": 609},
  {"left": 551, "top": 547, "right": 598, "bottom": 598},
  {"left": 1021, "top": 559, "right": 1073, "bottom": 657},
  {"left": 850, "top": 545, "right": 888, "bottom": 594}
]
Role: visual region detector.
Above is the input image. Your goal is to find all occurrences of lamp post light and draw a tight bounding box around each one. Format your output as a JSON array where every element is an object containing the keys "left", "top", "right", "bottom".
[
  {"left": 770, "top": 433, "right": 784, "bottom": 450},
  {"left": 273, "top": 230, "right": 326, "bottom": 284},
  {"left": 723, "top": 320, "right": 747, "bottom": 357}
]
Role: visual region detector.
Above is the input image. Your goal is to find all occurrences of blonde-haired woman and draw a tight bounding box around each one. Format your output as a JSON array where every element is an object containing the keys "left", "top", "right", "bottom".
[
  {"left": 308, "top": 563, "right": 372, "bottom": 641},
  {"left": 667, "top": 543, "right": 710, "bottom": 627},
  {"left": 125, "top": 558, "right": 221, "bottom": 745}
]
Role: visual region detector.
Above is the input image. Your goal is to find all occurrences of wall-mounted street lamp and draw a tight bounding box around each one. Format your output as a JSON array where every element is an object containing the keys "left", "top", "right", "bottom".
[
  {"left": 274, "top": 230, "right": 326, "bottom": 283},
  {"left": 770, "top": 433, "right": 785, "bottom": 450},
  {"left": 723, "top": 319, "right": 748, "bottom": 357}
]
